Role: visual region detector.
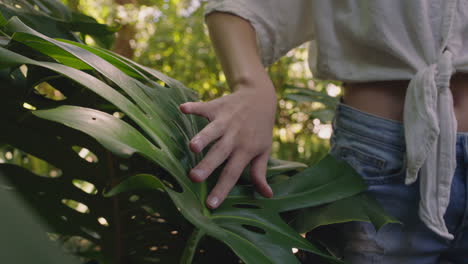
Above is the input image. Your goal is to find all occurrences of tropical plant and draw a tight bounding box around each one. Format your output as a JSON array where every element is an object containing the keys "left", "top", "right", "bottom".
[
  {"left": 72, "top": 0, "right": 336, "bottom": 165},
  {"left": 0, "top": 1, "right": 398, "bottom": 263},
  {"left": 284, "top": 84, "right": 340, "bottom": 124}
]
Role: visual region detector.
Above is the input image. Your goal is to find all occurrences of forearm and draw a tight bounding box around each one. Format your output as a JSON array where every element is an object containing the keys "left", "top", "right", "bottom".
[
  {"left": 206, "top": 12, "right": 273, "bottom": 93},
  {"left": 180, "top": 12, "right": 277, "bottom": 209}
]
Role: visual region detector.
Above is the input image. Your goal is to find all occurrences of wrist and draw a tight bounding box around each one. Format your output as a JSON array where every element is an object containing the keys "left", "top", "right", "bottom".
[
  {"left": 231, "top": 71, "right": 275, "bottom": 94},
  {"left": 233, "top": 82, "right": 277, "bottom": 113}
]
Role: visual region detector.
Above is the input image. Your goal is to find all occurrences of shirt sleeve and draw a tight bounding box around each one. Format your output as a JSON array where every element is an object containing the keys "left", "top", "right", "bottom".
[{"left": 204, "top": 0, "right": 314, "bottom": 67}]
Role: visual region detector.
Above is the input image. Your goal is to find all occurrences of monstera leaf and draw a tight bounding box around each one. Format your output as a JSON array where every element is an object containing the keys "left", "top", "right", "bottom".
[
  {"left": 0, "top": 174, "right": 80, "bottom": 264},
  {"left": 0, "top": 14, "right": 398, "bottom": 264},
  {"left": 0, "top": 0, "right": 117, "bottom": 47}
]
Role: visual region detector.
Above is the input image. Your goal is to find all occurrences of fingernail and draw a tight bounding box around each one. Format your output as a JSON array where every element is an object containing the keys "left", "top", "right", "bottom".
[
  {"left": 191, "top": 168, "right": 205, "bottom": 179},
  {"left": 192, "top": 138, "right": 201, "bottom": 151},
  {"left": 208, "top": 196, "right": 219, "bottom": 208},
  {"left": 179, "top": 103, "right": 189, "bottom": 112}
]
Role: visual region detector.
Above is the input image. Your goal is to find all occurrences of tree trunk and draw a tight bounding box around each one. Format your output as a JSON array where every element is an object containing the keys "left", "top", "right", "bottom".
[{"left": 113, "top": 0, "right": 137, "bottom": 59}]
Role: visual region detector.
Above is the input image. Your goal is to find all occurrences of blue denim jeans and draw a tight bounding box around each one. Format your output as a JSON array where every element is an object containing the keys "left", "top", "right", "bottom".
[{"left": 306, "top": 102, "right": 468, "bottom": 264}]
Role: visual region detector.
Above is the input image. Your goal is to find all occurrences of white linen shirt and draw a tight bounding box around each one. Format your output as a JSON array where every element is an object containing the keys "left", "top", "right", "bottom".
[{"left": 204, "top": 0, "right": 468, "bottom": 240}]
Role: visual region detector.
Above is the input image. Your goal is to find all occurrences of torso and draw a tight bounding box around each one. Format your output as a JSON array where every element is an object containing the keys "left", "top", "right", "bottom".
[{"left": 343, "top": 73, "right": 468, "bottom": 132}]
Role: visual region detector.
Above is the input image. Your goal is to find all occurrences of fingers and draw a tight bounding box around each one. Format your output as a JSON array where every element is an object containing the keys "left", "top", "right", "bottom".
[
  {"left": 250, "top": 151, "right": 273, "bottom": 198},
  {"left": 206, "top": 152, "right": 250, "bottom": 209},
  {"left": 179, "top": 101, "right": 214, "bottom": 120},
  {"left": 189, "top": 139, "right": 232, "bottom": 182},
  {"left": 189, "top": 121, "right": 224, "bottom": 153}
]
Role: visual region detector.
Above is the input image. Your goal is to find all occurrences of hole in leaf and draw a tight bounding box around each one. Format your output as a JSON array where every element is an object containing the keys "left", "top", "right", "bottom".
[
  {"left": 129, "top": 195, "right": 139, "bottom": 202},
  {"left": 119, "top": 163, "right": 129, "bottom": 171},
  {"left": 34, "top": 82, "right": 66, "bottom": 101},
  {"left": 161, "top": 178, "right": 182, "bottom": 193},
  {"left": 156, "top": 80, "right": 166, "bottom": 87},
  {"left": 22, "top": 102, "right": 37, "bottom": 110},
  {"left": 85, "top": 35, "right": 99, "bottom": 46},
  {"left": 113, "top": 112, "right": 125, "bottom": 118},
  {"left": 62, "top": 199, "right": 90, "bottom": 214},
  {"left": 80, "top": 227, "right": 101, "bottom": 240},
  {"left": 1, "top": 147, "right": 63, "bottom": 178},
  {"left": 92, "top": 117, "right": 97, "bottom": 120},
  {"left": 292, "top": 248, "right": 299, "bottom": 254},
  {"left": 162, "top": 180, "right": 174, "bottom": 189},
  {"left": 241, "top": 224, "right": 266, "bottom": 235},
  {"left": 4, "top": 151, "right": 13, "bottom": 160},
  {"left": 49, "top": 168, "right": 62, "bottom": 178},
  {"left": 47, "top": 233, "right": 60, "bottom": 241},
  {"left": 66, "top": 236, "right": 94, "bottom": 250},
  {"left": 19, "top": 64, "right": 27, "bottom": 77},
  {"left": 72, "top": 146, "right": 99, "bottom": 163},
  {"left": 97, "top": 217, "right": 109, "bottom": 227},
  {"left": 170, "top": 230, "right": 178, "bottom": 235},
  {"left": 72, "top": 179, "right": 97, "bottom": 195},
  {"left": 232, "top": 204, "right": 262, "bottom": 209},
  {"left": 149, "top": 246, "right": 158, "bottom": 252}
]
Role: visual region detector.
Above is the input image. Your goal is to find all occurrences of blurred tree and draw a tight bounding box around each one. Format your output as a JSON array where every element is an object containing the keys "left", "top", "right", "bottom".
[{"left": 112, "top": 0, "right": 137, "bottom": 58}]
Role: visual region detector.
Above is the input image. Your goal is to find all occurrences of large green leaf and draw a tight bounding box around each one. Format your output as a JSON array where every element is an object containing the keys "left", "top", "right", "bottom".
[
  {"left": 0, "top": 97, "right": 194, "bottom": 263},
  {"left": 284, "top": 85, "right": 339, "bottom": 108},
  {"left": 34, "top": 105, "right": 360, "bottom": 263},
  {"left": 291, "top": 193, "right": 401, "bottom": 234},
  {"left": 0, "top": 0, "right": 116, "bottom": 45},
  {"left": 0, "top": 175, "right": 80, "bottom": 264},
  {"left": 0, "top": 16, "right": 397, "bottom": 264},
  {"left": 0, "top": 26, "right": 195, "bottom": 264}
]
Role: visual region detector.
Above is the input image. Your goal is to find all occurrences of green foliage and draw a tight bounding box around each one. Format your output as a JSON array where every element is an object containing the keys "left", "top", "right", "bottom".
[
  {"left": 0, "top": 0, "right": 117, "bottom": 47},
  {"left": 0, "top": 176, "right": 80, "bottom": 264},
  {"left": 291, "top": 194, "right": 400, "bottom": 234},
  {"left": 72, "top": 0, "right": 336, "bottom": 165},
  {"left": 0, "top": 3, "right": 399, "bottom": 264}
]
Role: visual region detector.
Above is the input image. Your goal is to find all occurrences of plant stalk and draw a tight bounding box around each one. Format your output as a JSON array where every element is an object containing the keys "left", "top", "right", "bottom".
[{"left": 179, "top": 228, "right": 205, "bottom": 264}]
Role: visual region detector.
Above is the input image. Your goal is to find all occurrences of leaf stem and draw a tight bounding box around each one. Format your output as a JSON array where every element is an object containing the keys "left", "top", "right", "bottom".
[
  {"left": 179, "top": 228, "right": 205, "bottom": 264},
  {"left": 106, "top": 151, "right": 124, "bottom": 264}
]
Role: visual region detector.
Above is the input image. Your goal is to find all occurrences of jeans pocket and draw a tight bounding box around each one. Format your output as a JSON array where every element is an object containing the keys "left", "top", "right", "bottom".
[{"left": 330, "top": 129, "right": 406, "bottom": 185}]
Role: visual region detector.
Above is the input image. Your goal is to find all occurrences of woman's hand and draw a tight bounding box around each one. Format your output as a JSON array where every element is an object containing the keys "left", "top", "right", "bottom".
[
  {"left": 179, "top": 81, "right": 276, "bottom": 209},
  {"left": 183, "top": 11, "right": 276, "bottom": 209}
]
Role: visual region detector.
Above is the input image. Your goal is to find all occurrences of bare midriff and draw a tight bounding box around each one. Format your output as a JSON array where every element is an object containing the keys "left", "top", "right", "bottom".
[{"left": 342, "top": 73, "right": 468, "bottom": 132}]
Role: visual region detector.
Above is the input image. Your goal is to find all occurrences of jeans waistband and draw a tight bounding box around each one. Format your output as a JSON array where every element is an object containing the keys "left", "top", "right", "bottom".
[{"left": 333, "top": 101, "right": 406, "bottom": 151}]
